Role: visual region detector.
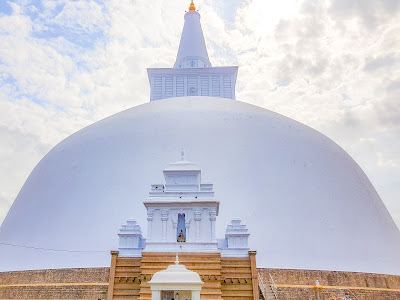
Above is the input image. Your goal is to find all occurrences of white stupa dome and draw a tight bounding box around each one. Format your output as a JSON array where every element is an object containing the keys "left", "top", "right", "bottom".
[{"left": 1, "top": 97, "right": 399, "bottom": 274}]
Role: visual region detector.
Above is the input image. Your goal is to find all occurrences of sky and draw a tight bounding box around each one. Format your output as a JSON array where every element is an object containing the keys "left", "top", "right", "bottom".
[{"left": 0, "top": 0, "right": 399, "bottom": 230}]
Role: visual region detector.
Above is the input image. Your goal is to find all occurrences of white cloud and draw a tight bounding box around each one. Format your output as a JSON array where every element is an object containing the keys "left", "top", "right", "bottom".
[
  {"left": 51, "top": 1, "right": 106, "bottom": 32},
  {"left": 377, "top": 152, "right": 397, "bottom": 168}
]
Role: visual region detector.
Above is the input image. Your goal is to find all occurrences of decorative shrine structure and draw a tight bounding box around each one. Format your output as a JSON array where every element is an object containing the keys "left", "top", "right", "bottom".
[
  {"left": 108, "top": 5, "right": 257, "bottom": 298},
  {"left": 107, "top": 150, "right": 259, "bottom": 300},
  {"left": 148, "top": 254, "right": 203, "bottom": 300},
  {"left": 147, "top": 1, "right": 238, "bottom": 101}
]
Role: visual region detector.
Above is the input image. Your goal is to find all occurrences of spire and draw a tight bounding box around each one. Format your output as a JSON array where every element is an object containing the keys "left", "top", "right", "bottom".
[
  {"left": 189, "top": 0, "right": 196, "bottom": 11},
  {"left": 174, "top": 2, "right": 211, "bottom": 68},
  {"left": 147, "top": 0, "right": 238, "bottom": 101}
]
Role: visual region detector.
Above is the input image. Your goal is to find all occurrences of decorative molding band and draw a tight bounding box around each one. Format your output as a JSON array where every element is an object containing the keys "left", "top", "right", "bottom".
[
  {"left": 0, "top": 282, "right": 109, "bottom": 287},
  {"left": 275, "top": 284, "right": 400, "bottom": 293}
]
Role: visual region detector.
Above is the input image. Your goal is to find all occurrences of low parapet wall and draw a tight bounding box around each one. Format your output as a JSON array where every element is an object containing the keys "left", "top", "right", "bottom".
[
  {"left": 0, "top": 268, "right": 109, "bottom": 299},
  {"left": 1, "top": 267, "right": 400, "bottom": 299},
  {"left": 258, "top": 268, "right": 400, "bottom": 300}
]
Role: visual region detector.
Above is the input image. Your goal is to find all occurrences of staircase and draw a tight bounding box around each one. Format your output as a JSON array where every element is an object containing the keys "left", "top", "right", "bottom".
[
  {"left": 258, "top": 273, "right": 278, "bottom": 300},
  {"left": 328, "top": 289, "right": 361, "bottom": 300}
]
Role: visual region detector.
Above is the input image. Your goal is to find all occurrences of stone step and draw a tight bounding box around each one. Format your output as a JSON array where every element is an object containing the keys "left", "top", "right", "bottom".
[{"left": 260, "top": 284, "right": 277, "bottom": 300}]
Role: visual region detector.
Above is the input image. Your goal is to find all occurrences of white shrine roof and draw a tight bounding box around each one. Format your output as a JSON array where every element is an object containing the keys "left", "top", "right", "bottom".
[
  {"left": 164, "top": 160, "right": 200, "bottom": 171},
  {"left": 149, "top": 256, "right": 203, "bottom": 285}
]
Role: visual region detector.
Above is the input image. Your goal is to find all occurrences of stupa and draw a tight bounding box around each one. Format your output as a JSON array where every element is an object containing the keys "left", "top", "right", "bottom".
[{"left": 0, "top": 0, "right": 400, "bottom": 280}]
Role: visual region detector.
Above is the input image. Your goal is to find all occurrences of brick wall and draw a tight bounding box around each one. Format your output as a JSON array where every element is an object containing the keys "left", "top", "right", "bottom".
[
  {"left": 258, "top": 268, "right": 400, "bottom": 300},
  {"left": 1, "top": 266, "right": 399, "bottom": 300},
  {"left": 270, "top": 287, "right": 400, "bottom": 300},
  {"left": 0, "top": 268, "right": 110, "bottom": 299}
]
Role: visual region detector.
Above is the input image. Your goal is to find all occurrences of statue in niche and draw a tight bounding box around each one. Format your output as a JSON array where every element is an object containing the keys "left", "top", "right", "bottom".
[
  {"left": 177, "top": 230, "right": 186, "bottom": 242},
  {"left": 177, "top": 213, "right": 186, "bottom": 242}
]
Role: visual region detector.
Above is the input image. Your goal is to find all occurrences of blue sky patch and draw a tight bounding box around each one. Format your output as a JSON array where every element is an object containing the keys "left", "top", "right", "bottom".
[{"left": 0, "top": 2, "right": 13, "bottom": 16}]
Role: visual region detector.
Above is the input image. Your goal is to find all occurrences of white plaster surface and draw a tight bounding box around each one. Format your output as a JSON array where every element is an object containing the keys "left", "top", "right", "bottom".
[
  {"left": 143, "top": 157, "right": 220, "bottom": 252},
  {"left": 219, "top": 218, "right": 250, "bottom": 257},
  {"left": 149, "top": 257, "right": 203, "bottom": 300},
  {"left": 118, "top": 219, "right": 145, "bottom": 257},
  {"left": 148, "top": 9, "right": 237, "bottom": 101},
  {"left": 149, "top": 260, "right": 203, "bottom": 285},
  {"left": 174, "top": 11, "right": 211, "bottom": 68},
  {"left": 0, "top": 97, "right": 400, "bottom": 274}
]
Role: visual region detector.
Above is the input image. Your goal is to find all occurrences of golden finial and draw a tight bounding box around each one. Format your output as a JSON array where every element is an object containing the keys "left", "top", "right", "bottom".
[{"left": 189, "top": 0, "right": 196, "bottom": 11}]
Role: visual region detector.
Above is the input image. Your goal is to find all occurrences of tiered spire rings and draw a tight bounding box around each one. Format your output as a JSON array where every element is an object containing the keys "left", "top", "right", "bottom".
[{"left": 189, "top": 0, "right": 196, "bottom": 11}]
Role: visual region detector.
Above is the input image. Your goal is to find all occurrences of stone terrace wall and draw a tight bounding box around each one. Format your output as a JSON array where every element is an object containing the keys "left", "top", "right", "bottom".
[
  {"left": 258, "top": 268, "right": 400, "bottom": 300},
  {"left": 2, "top": 267, "right": 400, "bottom": 299},
  {"left": 0, "top": 268, "right": 110, "bottom": 299}
]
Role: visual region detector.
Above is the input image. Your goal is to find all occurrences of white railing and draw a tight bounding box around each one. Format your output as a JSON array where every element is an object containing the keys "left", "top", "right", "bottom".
[
  {"left": 328, "top": 289, "right": 361, "bottom": 300},
  {"left": 346, "top": 289, "right": 361, "bottom": 300},
  {"left": 269, "top": 273, "right": 279, "bottom": 299},
  {"left": 258, "top": 273, "right": 269, "bottom": 299}
]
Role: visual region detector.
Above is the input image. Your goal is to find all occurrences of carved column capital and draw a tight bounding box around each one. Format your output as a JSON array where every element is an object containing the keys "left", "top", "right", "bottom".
[
  {"left": 209, "top": 209, "right": 217, "bottom": 221},
  {"left": 161, "top": 210, "right": 169, "bottom": 221},
  {"left": 171, "top": 217, "right": 178, "bottom": 229},
  {"left": 147, "top": 211, "right": 154, "bottom": 221},
  {"left": 194, "top": 210, "right": 202, "bottom": 221}
]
